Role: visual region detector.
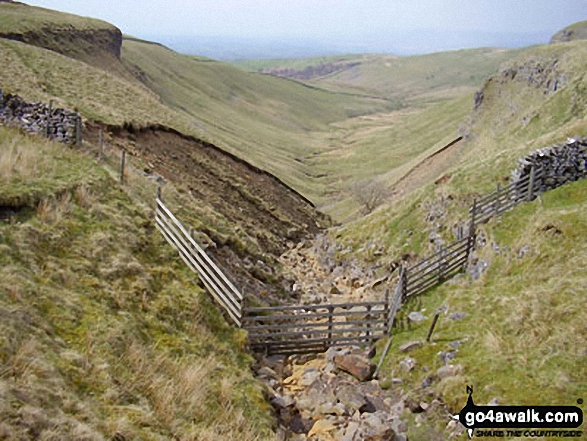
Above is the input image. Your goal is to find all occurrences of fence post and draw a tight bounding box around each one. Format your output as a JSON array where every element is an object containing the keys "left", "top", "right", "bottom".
[
  {"left": 426, "top": 311, "right": 441, "bottom": 342},
  {"left": 527, "top": 166, "right": 536, "bottom": 201},
  {"left": 469, "top": 199, "right": 477, "bottom": 236},
  {"left": 157, "top": 185, "right": 162, "bottom": 202},
  {"left": 239, "top": 296, "right": 246, "bottom": 329},
  {"left": 46, "top": 99, "right": 53, "bottom": 138},
  {"left": 327, "top": 305, "right": 334, "bottom": 347},
  {"left": 438, "top": 248, "right": 445, "bottom": 282},
  {"left": 494, "top": 183, "right": 501, "bottom": 216},
  {"left": 120, "top": 150, "right": 126, "bottom": 185},
  {"left": 385, "top": 288, "right": 392, "bottom": 333},
  {"left": 98, "top": 129, "right": 104, "bottom": 161},
  {"left": 366, "top": 305, "right": 372, "bottom": 342},
  {"left": 75, "top": 115, "right": 82, "bottom": 147},
  {"left": 401, "top": 266, "right": 408, "bottom": 301}
]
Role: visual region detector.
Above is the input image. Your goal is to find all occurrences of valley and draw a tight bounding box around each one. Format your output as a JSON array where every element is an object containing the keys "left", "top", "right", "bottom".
[{"left": 0, "top": 2, "right": 586, "bottom": 440}]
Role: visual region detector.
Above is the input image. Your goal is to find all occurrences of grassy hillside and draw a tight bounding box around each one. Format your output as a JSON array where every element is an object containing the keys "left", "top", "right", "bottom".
[
  {"left": 232, "top": 54, "right": 366, "bottom": 72},
  {"left": 339, "top": 39, "right": 587, "bottom": 255},
  {"left": 0, "top": 38, "right": 196, "bottom": 131},
  {"left": 383, "top": 180, "right": 587, "bottom": 439},
  {"left": 0, "top": 2, "right": 131, "bottom": 78},
  {"left": 0, "top": 2, "right": 110, "bottom": 34},
  {"left": 233, "top": 48, "right": 524, "bottom": 105},
  {"left": 121, "top": 37, "right": 395, "bottom": 200},
  {"left": 309, "top": 93, "right": 473, "bottom": 220},
  {"left": 551, "top": 20, "right": 587, "bottom": 44},
  {"left": 332, "top": 38, "right": 587, "bottom": 436},
  {"left": 0, "top": 126, "right": 273, "bottom": 440}
]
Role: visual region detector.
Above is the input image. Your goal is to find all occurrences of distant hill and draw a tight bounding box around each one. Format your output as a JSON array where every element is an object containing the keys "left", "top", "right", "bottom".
[
  {"left": 550, "top": 20, "right": 587, "bottom": 44},
  {"left": 233, "top": 48, "right": 524, "bottom": 105},
  {"left": 336, "top": 39, "right": 587, "bottom": 436}
]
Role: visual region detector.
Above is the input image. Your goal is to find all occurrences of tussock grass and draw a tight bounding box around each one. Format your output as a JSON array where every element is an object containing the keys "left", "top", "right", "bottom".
[
  {"left": 0, "top": 126, "right": 99, "bottom": 208},
  {"left": 0, "top": 126, "right": 274, "bottom": 440},
  {"left": 378, "top": 181, "right": 587, "bottom": 410}
]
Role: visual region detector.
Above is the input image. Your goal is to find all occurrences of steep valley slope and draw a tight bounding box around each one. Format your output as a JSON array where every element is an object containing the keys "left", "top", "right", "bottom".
[{"left": 2, "top": 3, "right": 587, "bottom": 440}]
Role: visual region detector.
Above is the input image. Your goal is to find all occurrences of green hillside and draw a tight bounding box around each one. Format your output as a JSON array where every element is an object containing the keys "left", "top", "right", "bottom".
[
  {"left": 0, "top": 2, "right": 109, "bottom": 34},
  {"left": 0, "top": 2, "right": 132, "bottom": 78},
  {"left": 0, "top": 38, "right": 196, "bottom": 130},
  {"left": 309, "top": 93, "right": 473, "bottom": 220},
  {"left": 334, "top": 39, "right": 587, "bottom": 436},
  {"left": 551, "top": 20, "right": 587, "bottom": 43},
  {"left": 121, "top": 37, "right": 395, "bottom": 200},
  {"left": 0, "top": 126, "right": 272, "bottom": 440},
  {"left": 233, "top": 48, "right": 524, "bottom": 105}
]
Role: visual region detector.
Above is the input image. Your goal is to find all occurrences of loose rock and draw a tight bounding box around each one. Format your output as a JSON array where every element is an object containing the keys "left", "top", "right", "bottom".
[{"left": 334, "top": 354, "right": 376, "bottom": 382}]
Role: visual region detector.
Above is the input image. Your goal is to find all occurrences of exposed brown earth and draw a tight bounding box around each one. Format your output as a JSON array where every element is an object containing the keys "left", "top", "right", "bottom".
[{"left": 83, "top": 122, "right": 330, "bottom": 304}]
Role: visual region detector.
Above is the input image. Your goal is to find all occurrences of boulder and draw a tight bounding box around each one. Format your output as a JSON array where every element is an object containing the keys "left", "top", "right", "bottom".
[
  {"left": 399, "top": 356, "right": 416, "bottom": 372},
  {"left": 399, "top": 340, "right": 423, "bottom": 353},
  {"left": 437, "top": 364, "right": 463, "bottom": 379},
  {"left": 334, "top": 354, "right": 376, "bottom": 381},
  {"left": 407, "top": 311, "right": 427, "bottom": 322},
  {"left": 307, "top": 419, "right": 337, "bottom": 439},
  {"left": 335, "top": 385, "right": 368, "bottom": 413},
  {"left": 361, "top": 411, "right": 396, "bottom": 440},
  {"left": 270, "top": 393, "right": 296, "bottom": 409}
]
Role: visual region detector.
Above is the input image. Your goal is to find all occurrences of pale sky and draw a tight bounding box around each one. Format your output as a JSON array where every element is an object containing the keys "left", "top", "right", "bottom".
[{"left": 22, "top": 0, "right": 587, "bottom": 57}]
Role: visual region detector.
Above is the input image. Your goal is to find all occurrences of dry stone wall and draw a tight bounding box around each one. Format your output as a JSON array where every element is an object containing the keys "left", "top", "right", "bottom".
[
  {"left": 0, "top": 89, "right": 79, "bottom": 144},
  {"left": 513, "top": 137, "right": 587, "bottom": 193}
]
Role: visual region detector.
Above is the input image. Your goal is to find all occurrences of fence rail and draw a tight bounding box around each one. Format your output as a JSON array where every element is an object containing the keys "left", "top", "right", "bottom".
[
  {"left": 470, "top": 166, "right": 542, "bottom": 227},
  {"left": 155, "top": 196, "right": 244, "bottom": 326},
  {"left": 152, "top": 164, "right": 546, "bottom": 355},
  {"left": 243, "top": 300, "right": 389, "bottom": 355},
  {"left": 402, "top": 235, "right": 474, "bottom": 299}
]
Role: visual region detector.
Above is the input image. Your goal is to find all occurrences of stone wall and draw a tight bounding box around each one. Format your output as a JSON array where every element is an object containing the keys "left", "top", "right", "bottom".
[
  {"left": 0, "top": 90, "right": 80, "bottom": 144},
  {"left": 512, "top": 138, "right": 587, "bottom": 193}
]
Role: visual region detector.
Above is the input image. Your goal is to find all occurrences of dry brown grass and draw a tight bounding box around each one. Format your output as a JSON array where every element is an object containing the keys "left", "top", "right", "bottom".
[
  {"left": 36, "top": 192, "right": 73, "bottom": 224},
  {"left": 0, "top": 136, "right": 51, "bottom": 183},
  {"left": 0, "top": 126, "right": 274, "bottom": 440}
]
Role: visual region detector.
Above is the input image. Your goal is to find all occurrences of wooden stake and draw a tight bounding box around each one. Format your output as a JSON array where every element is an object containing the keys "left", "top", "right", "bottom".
[
  {"left": 98, "top": 129, "right": 104, "bottom": 161},
  {"left": 426, "top": 311, "right": 441, "bottom": 342},
  {"left": 528, "top": 166, "right": 536, "bottom": 201},
  {"left": 120, "top": 150, "right": 126, "bottom": 184},
  {"left": 75, "top": 115, "right": 82, "bottom": 147},
  {"left": 494, "top": 183, "right": 501, "bottom": 215},
  {"left": 373, "top": 335, "right": 393, "bottom": 380},
  {"left": 327, "top": 305, "right": 334, "bottom": 347},
  {"left": 469, "top": 199, "right": 477, "bottom": 236}
]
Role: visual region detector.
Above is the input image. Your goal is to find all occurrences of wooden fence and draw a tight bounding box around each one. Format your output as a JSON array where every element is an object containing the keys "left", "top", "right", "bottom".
[
  {"left": 154, "top": 193, "right": 244, "bottom": 326},
  {"left": 401, "top": 235, "right": 475, "bottom": 299},
  {"left": 470, "top": 166, "right": 542, "bottom": 227},
  {"left": 151, "top": 166, "right": 544, "bottom": 354},
  {"left": 243, "top": 300, "right": 390, "bottom": 355}
]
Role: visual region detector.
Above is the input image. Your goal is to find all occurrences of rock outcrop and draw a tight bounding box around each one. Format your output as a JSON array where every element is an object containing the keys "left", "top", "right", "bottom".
[{"left": 550, "top": 20, "right": 587, "bottom": 44}]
